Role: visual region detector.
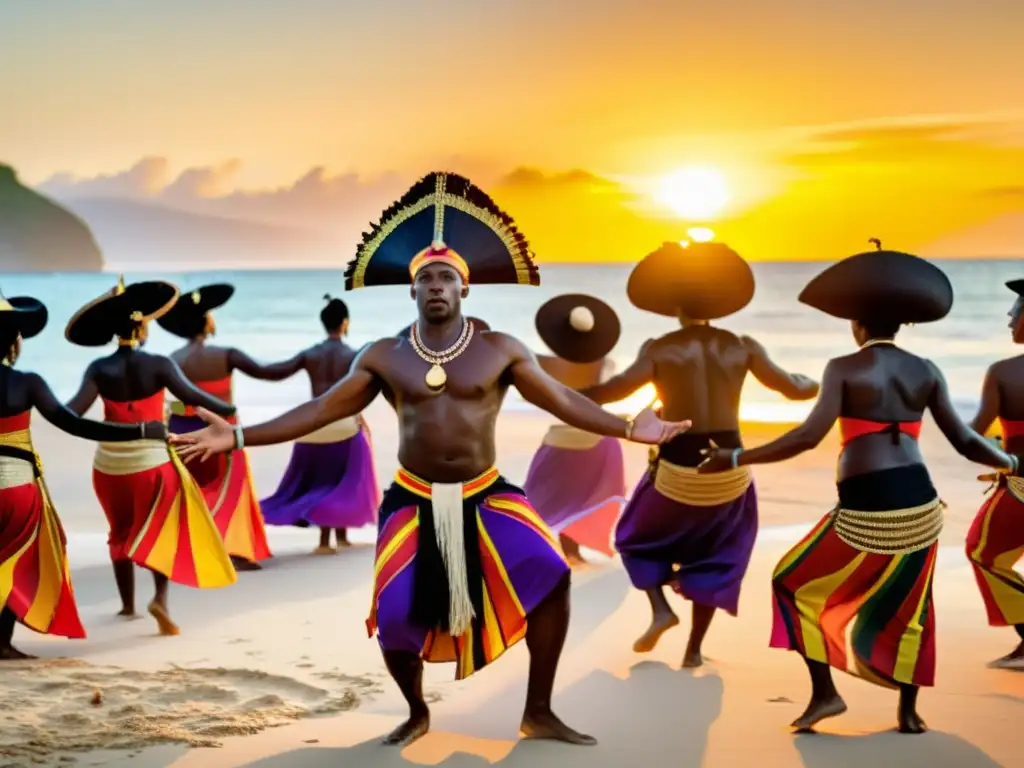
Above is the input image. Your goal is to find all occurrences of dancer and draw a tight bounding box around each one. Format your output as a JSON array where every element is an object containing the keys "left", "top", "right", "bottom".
[
  {"left": 580, "top": 241, "right": 819, "bottom": 667},
  {"left": 698, "top": 241, "right": 1018, "bottom": 734},
  {"left": 260, "top": 294, "right": 380, "bottom": 552},
  {"left": 965, "top": 278, "right": 1024, "bottom": 669},
  {"left": 65, "top": 277, "right": 237, "bottom": 635},
  {"left": 523, "top": 294, "right": 626, "bottom": 564},
  {"left": 172, "top": 171, "right": 691, "bottom": 747},
  {"left": 0, "top": 293, "right": 171, "bottom": 658},
  {"left": 157, "top": 283, "right": 296, "bottom": 570}
]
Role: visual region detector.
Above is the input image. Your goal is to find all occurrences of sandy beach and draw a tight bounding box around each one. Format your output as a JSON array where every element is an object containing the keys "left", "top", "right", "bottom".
[{"left": 3, "top": 401, "right": 1021, "bottom": 767}]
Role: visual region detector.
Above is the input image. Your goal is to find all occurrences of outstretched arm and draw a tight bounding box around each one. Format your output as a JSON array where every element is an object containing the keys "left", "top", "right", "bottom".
[
  {"left": 742, "top": 335, "right": 819, "bottom": 401},
  {"left": 969, "top": 363, "right": 1001, "bottom": 436},
  {"left": 65, "top": 363, "right": 100, "bottom": 416},
  {"left": 578, "top": 355, "right": 655, "bottom": 405},
  {"left": 728, "top": 359, "right": 842, "bottom": 467},
  {"left": 227, "top": 348, "right": 305, "bottom": 382},
  {"left": 500, "top": 334, "right": 662, "bottom": 438},
  {"left": 32, "top": 374, "right": 165, "bottom": 442},
  {"left": 928, "top": 361, "right": 1013, "bottom": 470},
  {"left": 158, "top": 358, "right": 236, "bottom": 417}
]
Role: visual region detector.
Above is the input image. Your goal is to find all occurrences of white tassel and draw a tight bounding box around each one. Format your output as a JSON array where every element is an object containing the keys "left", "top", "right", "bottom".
[{"left": 431, "top": 482, "right": 476, "bottom": 637}]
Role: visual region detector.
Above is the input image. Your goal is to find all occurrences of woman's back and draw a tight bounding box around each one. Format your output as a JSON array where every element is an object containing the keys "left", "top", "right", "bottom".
[{"left": 835, "top": 344, "right": 936, "bottom": 480}]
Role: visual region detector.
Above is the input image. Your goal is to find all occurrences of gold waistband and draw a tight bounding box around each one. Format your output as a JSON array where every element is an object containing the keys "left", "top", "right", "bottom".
[
  {"left": 541, "top": 424, "right": 604, "bottom": 451},
  {"left": 93, "top": 439, "right": 170, "bottom": 476},
  {"left": 831, "top": 499, "right": 945, "bottom": 555},
  {"left": 298, "top": 417, "right": 360, "bottom": 444},
  {"left": 0, "top": 429, "right": 38, "bottom": 488},
  {"left": 653, "top": 460, "right": 752, "bottom": 506}
]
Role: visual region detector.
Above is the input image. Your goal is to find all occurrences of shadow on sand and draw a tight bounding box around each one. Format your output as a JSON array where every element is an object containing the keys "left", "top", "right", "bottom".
[
  {"left": 794, "top": 729, "right": 1003, "bottom": 768},
  {"left": 242, "top": 660, "right": 724, "bottom": 767}
]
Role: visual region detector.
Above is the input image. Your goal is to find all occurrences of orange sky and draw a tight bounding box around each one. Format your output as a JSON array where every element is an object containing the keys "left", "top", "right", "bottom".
[{"left": 3, "top": 2, "right": 1024, "bottom": 260}]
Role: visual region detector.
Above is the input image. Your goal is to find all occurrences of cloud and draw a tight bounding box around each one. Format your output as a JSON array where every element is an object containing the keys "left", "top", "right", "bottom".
[{"left": 37, "top": 156, "right": 172, "bottom": 198}]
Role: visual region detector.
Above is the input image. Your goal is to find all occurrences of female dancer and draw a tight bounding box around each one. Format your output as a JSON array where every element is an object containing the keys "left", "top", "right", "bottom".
[
  {"left": 65, "top": 277, "right": 237, "bottom": 635},
  {"left": 964, "top": 278, "right": 1024, "bottom": 668},
  {"left": 260, "top": 295, "right": 379, "bottom": 553},
  {"left": 523, "top": 294, "right": 626, "bottom": 564},
  {"left": 157, "top": 283, "right": 299, "bottom": 570},
  {"left": 699, "top": 242, "right": 1017, "bottom": 733},
  {"left": 1, "top": 293, "right": 167, "bottom": 658}
]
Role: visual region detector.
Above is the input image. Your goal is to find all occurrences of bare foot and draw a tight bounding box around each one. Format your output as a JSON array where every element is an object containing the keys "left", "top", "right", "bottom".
[
  {"left": 681, "top": 648, "right": 703, "bottom": 668},
  {"left": 632, "top": 613, "right": 680, "bottom": 653},
  {"left": 987, "top": 643, "right": 1024, "bottom": 670},
  {"left": 790, "top": 694, "right": 847, "bottom": 731},
  {"left": 312, "top": 546, "right": 337, "bottom": 555},
  {"left": 520, "top": 708, "right": 596, "bottom": 745},
  {"left": 148, "top": 601, "right": 181, "bottom": 636},
  {"left": 897, "top": 708, "right": 928, "bottom": 734},
  {"left": 231, "top": 557, "right": 263, "bottom": 572},
  {"left": 381, "top": 711, "right": 430, "bottom": 745},
  {"left": 0, "top": 645, "right": 37, "bottom": 660},
  {"left": 116, "top": 607, "right": 137, "bottom": 618}
]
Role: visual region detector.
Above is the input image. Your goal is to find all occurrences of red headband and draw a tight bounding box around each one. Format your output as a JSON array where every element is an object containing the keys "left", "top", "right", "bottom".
[{"left": 409, "top": 245, "right": 470, "bottom": 284}]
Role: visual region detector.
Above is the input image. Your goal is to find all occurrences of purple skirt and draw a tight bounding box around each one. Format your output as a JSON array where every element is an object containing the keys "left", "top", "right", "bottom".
[
  {"left": 260, "top": 430, "right": 380, "bottom": 529},
  {"left": 614, "top": 471, "right": 758, "bottom": 616},
  {"left": 523, "top": 436, "right": 626, "bottom": 556}
]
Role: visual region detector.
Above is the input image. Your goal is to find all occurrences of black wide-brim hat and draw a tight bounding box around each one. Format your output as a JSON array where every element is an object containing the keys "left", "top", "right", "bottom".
[
  {"left": 65, "top": 278, "right": 179, "bottom": 347},
  {"left": 627, "top": 241, "right": 755, "bottom": 320},
  {"left": 798, "top": 244, "right": 953, "bottom": 324},
  {"left": 535, "top": 293, "right": 620, "bottom": 363},
  {"left": 156, "top": 283, "right": 235, "bottom": 338},
  {"left": 0, "top": 295, "right": 48, "bottom": 340},
  {"left": 344, "top": 171, "right": 540, "bottom": 289},
  {"left": 1006, "top": 279, "right": 1024, "bottom": 297}
]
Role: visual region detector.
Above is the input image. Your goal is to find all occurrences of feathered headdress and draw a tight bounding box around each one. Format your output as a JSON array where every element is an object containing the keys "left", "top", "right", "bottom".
[{"left": 344, "top": 172, "right": 540, "bottom": 289}]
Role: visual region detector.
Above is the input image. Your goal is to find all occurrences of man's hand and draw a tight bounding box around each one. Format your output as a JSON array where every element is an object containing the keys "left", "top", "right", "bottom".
[
  {"left": 627, "top": 407, "right": 691, "bottom": 445},
  {"left": 169, "top": 407, "right": 236, "bottom": 462}
]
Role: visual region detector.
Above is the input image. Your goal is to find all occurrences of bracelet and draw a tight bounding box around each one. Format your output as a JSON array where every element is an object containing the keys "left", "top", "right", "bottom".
[
  {"left": 730, "top": 448, "right": 743, "bottom": 468},
  {"left": 1010, "top": 455, "right": 1019, "bottom": 474},
  {"left": 624, "top": 417, "right": 634, "bottom": 441},
  {"left": 139, "top": 422, "right": 146, "bottom": 440},
  {"left": 233, "top": 424, "right": 245, "bottom": 451}
]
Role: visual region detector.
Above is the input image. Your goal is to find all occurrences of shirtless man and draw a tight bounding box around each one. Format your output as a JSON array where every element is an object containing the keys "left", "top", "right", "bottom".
[
  {"left": 65, "top": 277, "right": 237, "bottom": 632},
  {"left": 964, "top": 278, "right": 1024, "bottom": 668},
  {"left": 580, "top": 241, "right": 819, "bottom": 667},
  {"left": 158, "top": 283, "right": 299, "bottom": 570},
  {"left": 172, "top": 170, "right": 690, "bottom": 746},
  {"left": 261, "top": 295, "right": 379, "bottom": 551}
]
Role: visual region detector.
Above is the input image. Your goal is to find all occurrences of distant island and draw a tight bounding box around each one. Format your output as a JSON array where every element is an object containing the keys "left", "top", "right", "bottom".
[{"left": 0, "top": 164, "right": 104, "bottom": 271}]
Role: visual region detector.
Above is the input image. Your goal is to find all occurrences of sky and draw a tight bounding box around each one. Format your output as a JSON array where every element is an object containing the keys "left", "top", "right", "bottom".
[{"left": 3, "top": 0, "right": 1024, "bottom": 261}]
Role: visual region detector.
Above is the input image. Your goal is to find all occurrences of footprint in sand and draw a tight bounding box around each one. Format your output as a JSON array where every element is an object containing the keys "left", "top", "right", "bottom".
[{"left": 0, "top": 661, "right": 383, "bottom": 763}]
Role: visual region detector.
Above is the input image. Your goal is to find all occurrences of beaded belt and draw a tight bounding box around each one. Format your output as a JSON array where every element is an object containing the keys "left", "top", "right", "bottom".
[
  {"left": 653, "top": 460, "right": 752, "bottom": 506},
  {"left": 831, "top": 498, "right": 945, "bottom": 555}
]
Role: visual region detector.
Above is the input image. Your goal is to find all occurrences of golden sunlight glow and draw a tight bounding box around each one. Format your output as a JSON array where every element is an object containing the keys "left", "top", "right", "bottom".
[
  {"left": 686, "top": 226, "right": 715, "bottom": 242},
  {"left": 657, "top": 167, "right": 730, "bottom": 220},
  {"left": 608, "top": 383, "right": 662, "bottom": 415}
]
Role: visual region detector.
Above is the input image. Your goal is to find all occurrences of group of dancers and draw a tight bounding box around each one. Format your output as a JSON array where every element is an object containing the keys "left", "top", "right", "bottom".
[{"left": 2, "top": 171, "right": 1023, "bottom": 749}]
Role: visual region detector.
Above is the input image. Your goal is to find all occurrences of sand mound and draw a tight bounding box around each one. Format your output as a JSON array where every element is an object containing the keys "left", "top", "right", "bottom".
[{"left": 0, "top": 658, "right": 382, "bottom": 763}]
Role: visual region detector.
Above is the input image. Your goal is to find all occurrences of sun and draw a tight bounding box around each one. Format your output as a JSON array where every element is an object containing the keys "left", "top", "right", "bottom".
[{"left": 657, "top": 166, "right": 730, "bottom": 220}]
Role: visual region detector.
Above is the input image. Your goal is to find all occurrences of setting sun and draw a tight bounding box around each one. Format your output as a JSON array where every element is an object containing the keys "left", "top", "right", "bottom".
[{"left": 657, "top": 167, "right": 730, "bottom": 220}]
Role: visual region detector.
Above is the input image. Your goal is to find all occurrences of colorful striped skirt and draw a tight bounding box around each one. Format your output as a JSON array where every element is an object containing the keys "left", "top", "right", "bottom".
[
  {"left": 366, "top": 467, "right": 569, "bottom": 680},
  {"left": 92, "top": 439, "right": 236, "bottom": 589},
  {"left": 0, "top": 450, "right": 85, "bottom": 639},
  {"left": 169, "top": 414, "right": 271, "bottom": 564},
  {"left": 523, "top": 425, "right": 626, "bottom": 556},
  {"left": 966, "top": 474, "right": 1024, "bottom": 627},
  {"left": 770, "top": 464, "right": 942, "bottom": 688}
]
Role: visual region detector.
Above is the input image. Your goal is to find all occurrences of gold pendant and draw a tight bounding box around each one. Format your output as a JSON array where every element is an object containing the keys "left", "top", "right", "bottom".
[{"left": 425, "top": 364, "right": 447, "bottom": 391}]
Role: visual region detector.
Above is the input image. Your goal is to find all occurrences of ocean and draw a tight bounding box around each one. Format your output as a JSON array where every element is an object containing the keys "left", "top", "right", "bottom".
[{"left": 1, "top": 259, "right": 1020, "bottom": 424}]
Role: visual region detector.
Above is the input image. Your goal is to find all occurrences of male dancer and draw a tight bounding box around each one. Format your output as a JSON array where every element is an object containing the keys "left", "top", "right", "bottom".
[
  {"left": 173, "top": 171, "right": 690, "bottom": 747},
  {"left": 261, "top": 294, "right": 380, "bottom": 552},
  {"left": 65, "top": 277, "right": 237, "bottom": 634},
  {"left": 524, "top": 294, "right": 627, "bottom": 563},
  {"left": 157, "top": 284, "right": 297, "bottom": 570},
  {"left": 965, "top": 278, "right": 1024, "bottom": 668},
  {"left": 580, "top": 240, "right": 819, "bottom": 667}
]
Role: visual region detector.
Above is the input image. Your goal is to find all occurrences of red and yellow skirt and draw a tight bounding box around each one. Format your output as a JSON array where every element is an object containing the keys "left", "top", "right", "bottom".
[
  {"left": 0, "top": 452, "right": 85, "bottom": 638},
  {"left": 966, "top": 474, "right": 1024, "bottom": 627},
  {"left": 169, "top": 413, "right": 271, "bottom": 564},
  {"left": 92, "top": 439, "right": 236, "bottom": 588}
]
